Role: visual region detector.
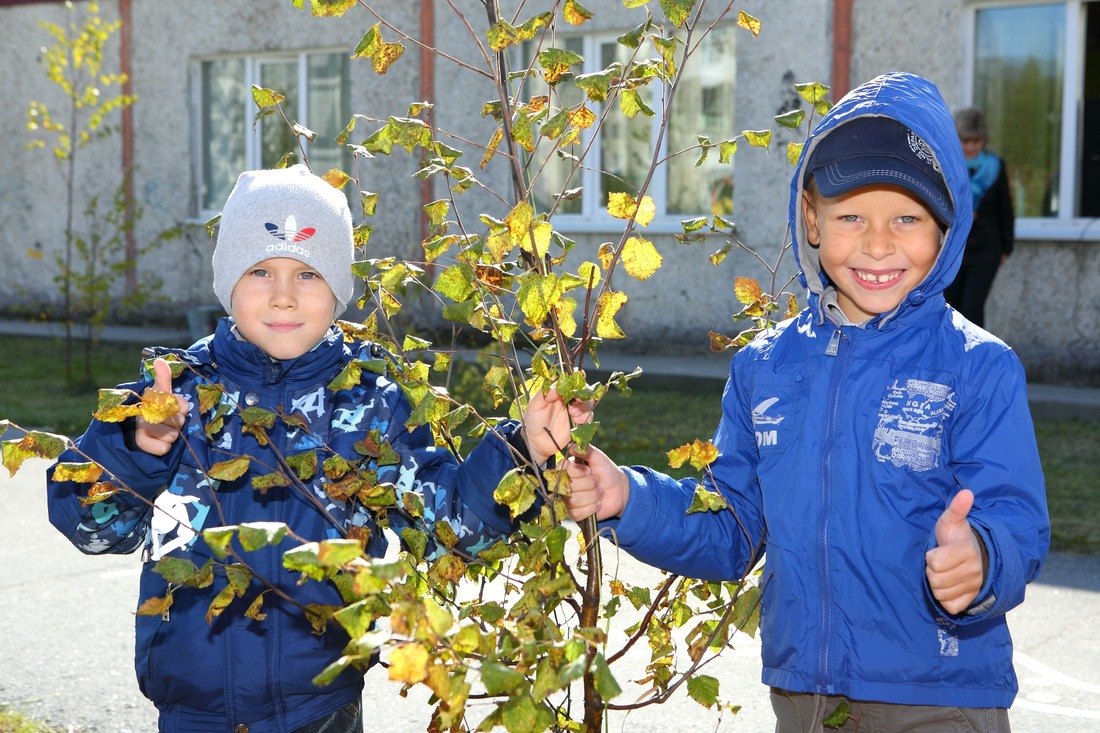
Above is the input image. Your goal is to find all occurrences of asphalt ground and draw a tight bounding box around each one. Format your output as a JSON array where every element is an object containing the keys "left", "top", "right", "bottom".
[{"left": 1, "top": 460, "right": 1098, "bottom": 732}]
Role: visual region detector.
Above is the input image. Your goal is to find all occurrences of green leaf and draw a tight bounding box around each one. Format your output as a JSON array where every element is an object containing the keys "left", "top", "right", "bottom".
[
  {"left": 742, "top": 129, "right": 772, "bottom": 149},
  {"left": 250, "top": 85, "right": 284, "bottom": 109},
  {"left": 481, "top": 660, "right": 526, "bottom": 695},
  {"left": 591, "top": 653, "right": 622, "bottom": 702},
  {"left": 575, "top": 64, "right": 621, "bottom": 103},
  {"left": 775, "top": 109, "right": 806, "bottom": 129},
  {"left": 660, "top": 0, "right": 695, "bottom": 27},
  {"left": 687, "top": 674, "right": 720, "bottom": 708},
  {"left": 686, "top": 484, "right": 729, "bottom": 514},
  {"left": 823, "top": 700, "right": 851, "bottom": 728},
  {"left": 202, "top": 526, "right": 237, "bottom": 559},
  {"left": 493, "top": 468, "right": 539, "bottom": 520},
  {"left": 795, "top": 81, "right": 830, "bottom": 104},
  {"left": 237, "top": 522, "right": 288, "bottom": 552},
  {"left": 538, "top": 47, "right": 583, "bottom": 84},
  {"left": 301, "top": 0, "right": 358, "bottom": 16},
  {"left": 317, "top": 539, "right": 364, "bottom": 567},
  {"left": 152, "top": 556, "right": 200, "bottom": 585},
  {"left": 208, "top": 457, "right": 251, "bottom": 481},
  {"left": 402, "top": 528, "right": 428, "bottom": 563},
  {"left": 517, "top": 272, "right": 564, "bottom": 327}
]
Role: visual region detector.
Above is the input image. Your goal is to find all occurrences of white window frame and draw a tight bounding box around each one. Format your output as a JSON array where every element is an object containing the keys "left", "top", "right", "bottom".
[
  {"left": 191, "top": 48, "right": 348, "bottom": 219},
  {"left": 963, "top": 0, "right": 1100, "bottom": 241}
]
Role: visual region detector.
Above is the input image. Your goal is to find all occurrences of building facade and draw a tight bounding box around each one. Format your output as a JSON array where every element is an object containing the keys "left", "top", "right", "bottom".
[{"left": 0, "top": 0, "right": 1097, "bottom": 383}]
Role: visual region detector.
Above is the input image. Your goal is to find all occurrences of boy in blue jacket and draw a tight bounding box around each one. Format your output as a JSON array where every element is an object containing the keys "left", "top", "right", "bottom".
[
  {"left": 562, "top": 73, "right": 1049, "bottom": 731},
  {"left": 47, "top": 165, "right": 588, "bottom": 733}
]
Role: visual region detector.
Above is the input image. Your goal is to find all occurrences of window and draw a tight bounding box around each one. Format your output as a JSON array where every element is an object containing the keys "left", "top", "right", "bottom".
[
  {"left": 968, "top": 1, "right": 1100, "bottom": 229},
  {"left": 196, "top": 51, "right": 349, "bottom": 214},
  {"left": 518, "top": 26, "right": 735, "bottom": 228}
]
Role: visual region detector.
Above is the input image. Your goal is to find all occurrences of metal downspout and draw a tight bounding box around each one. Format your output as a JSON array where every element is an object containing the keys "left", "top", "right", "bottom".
[
  {"left": 120, "top": 0, "right": 136, "bottom": 296},
  {"left": 832, "top": 0, "right": 853, "bottom": 100}
]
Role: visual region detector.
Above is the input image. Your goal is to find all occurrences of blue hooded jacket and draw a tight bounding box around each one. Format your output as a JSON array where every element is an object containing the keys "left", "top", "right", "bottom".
[{"left": 602, "top": 73, "right": 1049, "bottom": 707}]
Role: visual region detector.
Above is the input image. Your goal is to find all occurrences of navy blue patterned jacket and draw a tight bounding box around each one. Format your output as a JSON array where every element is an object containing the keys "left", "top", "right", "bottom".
[{"left": 47, "top": 318, "right": 526, "bottom": 732}]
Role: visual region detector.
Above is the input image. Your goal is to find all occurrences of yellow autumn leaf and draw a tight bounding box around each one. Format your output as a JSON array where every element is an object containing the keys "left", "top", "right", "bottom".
[
  {"left": 388, "top": 642, "right": 430, "bottom": 684},
  {"left": 577, "top": 261, "right": 601, "bottom": 289},
  {"left": 553, "top": 297, "right": 578, "bottom": 338},
  {"left": 607, "top": 192, "right": 655, "bottom": 227},
  {"left": 787, "top": 141, "right": 804, "bottom": 166},
  {"left": 563, "top": 0, "right": 593, "bottom": 26},
  {"left": 596, "top": 291, "right": 628, "bottom": 339},
  {"left": 139, "top": 390, "right": 181, "bottom": 425},
  {"left": 734, "top": 276, "right": 764, "bottom": 305},
  {"left": 607, "top": 192, "right": 637, "bottom": 220},
  {"left": 620, "top": 237, "right": 662, "bottom": 281},
  {"left": 737, "top": 11, "right": 762, "bottom": 36},
  {"left": 597, "top": 242, "right": 615, "bottom": 271}
]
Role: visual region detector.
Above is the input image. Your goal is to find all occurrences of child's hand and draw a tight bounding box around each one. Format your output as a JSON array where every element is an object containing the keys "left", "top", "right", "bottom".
[
  {"left": 925, "top": 489, "right": 985, "bottom": 614},
  {"left": 563, "top": 444, "right": 629, "bottom": 522},
  {"left": 134, "top": 358, "right": 190, "bottom": 456},
  {"left": 522, "top": 383, "right": 594, "bottom": 467}
]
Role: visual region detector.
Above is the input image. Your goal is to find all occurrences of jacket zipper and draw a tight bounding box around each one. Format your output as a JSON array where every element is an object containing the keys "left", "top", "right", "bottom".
[{"left": 818, "top": 327, "right": 849, "bottom": 692}]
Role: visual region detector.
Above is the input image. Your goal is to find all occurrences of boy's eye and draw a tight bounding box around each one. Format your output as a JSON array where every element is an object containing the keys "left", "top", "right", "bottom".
[
  {"left": 898, "top": 215, "right": 918, "bottom": 224},
  {"left": 299, "top": 270, "right": 318, "bottom": 280},
  {"left": 249, "top": 268, "right": 269, "bottom": 277}
]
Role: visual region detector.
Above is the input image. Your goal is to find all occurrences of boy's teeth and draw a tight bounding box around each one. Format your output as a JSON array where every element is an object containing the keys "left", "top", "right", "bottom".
[{"left": 857, "top": 270, "right": 897, "bottom": 284}]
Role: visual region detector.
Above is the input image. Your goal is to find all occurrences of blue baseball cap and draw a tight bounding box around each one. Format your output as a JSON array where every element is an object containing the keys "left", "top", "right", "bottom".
[{"left": 806, "top": 116, "right": 954, "bottom": 226}]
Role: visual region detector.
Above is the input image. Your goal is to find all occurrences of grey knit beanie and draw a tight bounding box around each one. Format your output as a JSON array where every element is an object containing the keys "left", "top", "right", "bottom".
[{"left": 212, "top": 164, "right": 354, "bottom": 317}]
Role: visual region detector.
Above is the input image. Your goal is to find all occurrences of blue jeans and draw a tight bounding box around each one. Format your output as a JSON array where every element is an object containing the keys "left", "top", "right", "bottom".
[{"left": 291, "top": 701, "right": 363, "bottom": 733}]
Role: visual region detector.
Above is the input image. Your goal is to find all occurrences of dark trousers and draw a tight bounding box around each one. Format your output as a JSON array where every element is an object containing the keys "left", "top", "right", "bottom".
[
  {"left": 770, "top": 689, "right": 1010, "bottom": 732},
  {"left": 291, "top": 701, "right": 363, "bottom": 733},
  {"left": 944, "top": 259, "right": 1001, "bottom": 329}
]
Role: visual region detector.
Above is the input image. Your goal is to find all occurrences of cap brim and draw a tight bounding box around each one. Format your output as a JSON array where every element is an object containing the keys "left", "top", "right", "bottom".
[{"left": 814, "top": 157, "right": 955, "bottom": 226}]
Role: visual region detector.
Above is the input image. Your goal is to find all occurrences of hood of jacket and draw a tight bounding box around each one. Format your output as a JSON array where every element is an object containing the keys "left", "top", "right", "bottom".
[{"left": 789, "top": 72, "right": 972, "bottom": 328}]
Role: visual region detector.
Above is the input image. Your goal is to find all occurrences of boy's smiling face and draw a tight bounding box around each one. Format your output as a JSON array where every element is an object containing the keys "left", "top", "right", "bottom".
[
  {"left": 802, "top": 183, "right": 942, "bottom": 323},
  {"left": 229, "top": 257, "right": 337, "bottom": 360}
]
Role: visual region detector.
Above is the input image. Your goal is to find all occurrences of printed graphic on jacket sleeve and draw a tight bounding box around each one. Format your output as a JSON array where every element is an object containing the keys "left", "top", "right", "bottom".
[
  {"left": 873, "top": 379, "right": 957, "bottom": 472},
  {"left": 752, "top": 396, "right": 785, "bottom": 448}
]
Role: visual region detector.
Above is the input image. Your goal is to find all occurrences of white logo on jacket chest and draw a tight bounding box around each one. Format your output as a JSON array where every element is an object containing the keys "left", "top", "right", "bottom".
[
  {"left": 753, "top": 397, "right": 785, "bottom": 447},
  {"left": 872, "top": 379, "right": 956, "bottom": 472}
]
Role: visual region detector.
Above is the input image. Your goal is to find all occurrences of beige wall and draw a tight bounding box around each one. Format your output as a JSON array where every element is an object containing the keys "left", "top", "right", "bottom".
[{"left": 0, "top": 0, "right": 1096, "bottom": 383}]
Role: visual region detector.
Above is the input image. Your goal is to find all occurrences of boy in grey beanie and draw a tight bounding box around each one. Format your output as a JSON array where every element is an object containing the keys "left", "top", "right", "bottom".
[{"left": 46, "top": 164, "right": 593, "bottom": 733}]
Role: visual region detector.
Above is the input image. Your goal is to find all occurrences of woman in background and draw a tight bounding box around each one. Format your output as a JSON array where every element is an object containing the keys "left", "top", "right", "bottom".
[{"left": 944, "top": 106, "right": 1015, "bottom": 329}]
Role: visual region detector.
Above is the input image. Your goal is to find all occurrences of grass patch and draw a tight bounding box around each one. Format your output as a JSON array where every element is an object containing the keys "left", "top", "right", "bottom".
[
  {"left": 0, "top": 335, "right": 145, "bottom": 436},
  {"left": 2, "top": 335, "right": 1096, "bottom": 554},
  {"left": 0, "top": 709, "right": 67, "bottom": 733}
]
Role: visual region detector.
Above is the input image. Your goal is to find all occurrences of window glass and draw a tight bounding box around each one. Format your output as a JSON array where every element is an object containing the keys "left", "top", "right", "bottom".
[
  {"left": 518, "top": 26, "right": 735, "bottom": 222},
  {"left": 259, "top": 60, "right": 299, "bottom": 169},
  {"left": 307, "top": 53, "right": 350, "bottom": 176},
  {"left": 523, "top": 37, "right": 585, "bottom": 215},
  {"left": 199, "top": 52, "right": 348, "bottom": 214},
  {"left": 201, "top": 59, "right": 245, "bottom": 212},
  {"left": 974, "top": 4, "right": 1064, "bottom": 217},
  {"left": 598, "top": 40, "right": 656, "bottom": 207},
  {"left": 667, "top": 26, "right": 736, "bottom": 215}
]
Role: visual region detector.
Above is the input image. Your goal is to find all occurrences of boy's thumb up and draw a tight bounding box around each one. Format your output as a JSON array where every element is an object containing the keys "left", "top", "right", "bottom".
[
  {"left": 934, "top": 489, "right": 974, "bottom": 548},
  {"left": 152, "top": 357, "right": 175, "bottom": 393}
]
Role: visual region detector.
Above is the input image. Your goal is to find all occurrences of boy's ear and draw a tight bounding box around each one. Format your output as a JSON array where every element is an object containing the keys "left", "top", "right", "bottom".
[{"left": 801, "top": 191, "right": 821, "bottom": 248}]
